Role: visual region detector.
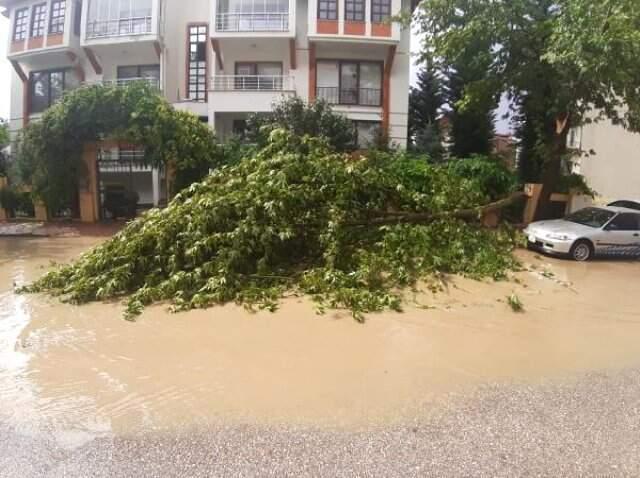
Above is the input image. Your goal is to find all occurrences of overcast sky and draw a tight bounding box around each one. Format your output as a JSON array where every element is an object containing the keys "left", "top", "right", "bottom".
[{"left": 0, "top": 17, "right": 509, "bottom": 133}]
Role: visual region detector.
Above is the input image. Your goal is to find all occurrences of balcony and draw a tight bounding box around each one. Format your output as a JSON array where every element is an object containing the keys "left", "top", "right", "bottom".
[
  {"left": 86, "top": 17, "right": 153, "bottom": 39},
  {"left": 97, "top": 149, "right": 152, "bottom": 173},
  {"left": 209, "top": 75, "right": 295, "bottom": 112},
  {"left": 211, "top": 75, "right": 293, "bottom": 91},
  {"left": 210, "top": 0, "right": 295, "bottom": 38},
  {"left": 316, "top": 87, "right": 382, "bottom": 107},
  {"left": 216, "top": 13, "right": 289, "bottom": 32}
]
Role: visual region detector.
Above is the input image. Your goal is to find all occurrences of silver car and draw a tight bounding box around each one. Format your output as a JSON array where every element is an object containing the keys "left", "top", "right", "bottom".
[{"left": 524, "top": 206, "right": 640, "bottom": 261}]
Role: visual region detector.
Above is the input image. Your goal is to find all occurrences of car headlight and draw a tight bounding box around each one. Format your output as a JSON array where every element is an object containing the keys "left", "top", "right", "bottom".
[{"left": 546, "top": 232, "right": 572, "bottom": 241}]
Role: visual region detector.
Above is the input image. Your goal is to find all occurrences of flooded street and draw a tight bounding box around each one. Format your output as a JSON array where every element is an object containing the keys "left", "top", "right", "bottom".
[{"left": 2, "top": 236, "right": 640, "bottom": 476}]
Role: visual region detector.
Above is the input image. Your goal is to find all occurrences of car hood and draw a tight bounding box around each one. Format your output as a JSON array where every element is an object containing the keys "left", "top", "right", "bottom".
[{"left": 525, "top": 219, "right": 598, "bottom": 237}]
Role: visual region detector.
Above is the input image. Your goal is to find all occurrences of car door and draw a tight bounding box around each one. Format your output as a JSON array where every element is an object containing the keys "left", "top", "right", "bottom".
[{"left": 595, "top": 213, "right": 640, "bottom": 256}]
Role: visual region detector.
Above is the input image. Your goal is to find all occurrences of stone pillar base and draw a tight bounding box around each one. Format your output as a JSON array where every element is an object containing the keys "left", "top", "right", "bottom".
[{"left": 34, "top": 202, "right": 48, "bottom": 221}]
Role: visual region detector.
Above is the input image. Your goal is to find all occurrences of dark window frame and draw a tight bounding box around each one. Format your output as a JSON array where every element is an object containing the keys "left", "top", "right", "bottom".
[
  {"left": 345, "top": 0, "right": 365, "bottom": 22},
  {"left": 371, "top": 0, "right": 391, "bottom": 23},
  {"left": 30, "top": 3, "right": 47, "bottom": 38},
  {"left": 353, "top": 120, "right": 382, "bottom": 148},
  {"left": 49, "top": 0, "right": 66, "bottom": 35},
  {"left": 117, "top": 64, "right": 161, "bottom": 79},
  {"left": 186, "top": 24, "right": 208, "bottom": 102},
  {"left": 74, "top": 1, "right": 82, "bottom": 36},
  {"left": 29, "top": 68, "right": 75, "bottom": 114},
  {"left": 316, "top": 59, "right": 383, "bottom": 107},
  {"left": 13, "top": 8, "right": 29, "bottom": 42},
  {"left": 317, "top": 0, "right": 338, "bottom": 20}
]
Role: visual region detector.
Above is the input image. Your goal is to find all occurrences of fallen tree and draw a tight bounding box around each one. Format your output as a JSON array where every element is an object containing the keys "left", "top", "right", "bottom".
[{"left": 20, "top": 131, "right": 521, "bottom": 321}]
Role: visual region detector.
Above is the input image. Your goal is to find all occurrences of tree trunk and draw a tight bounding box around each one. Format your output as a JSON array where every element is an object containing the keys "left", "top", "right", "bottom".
[{"left": 534, "top": 117, "right": 569, "bottom": 221}]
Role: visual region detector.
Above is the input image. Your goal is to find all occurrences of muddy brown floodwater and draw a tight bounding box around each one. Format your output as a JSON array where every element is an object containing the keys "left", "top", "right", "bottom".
[{"left": 1, "top": 237, "right": 640, "bottom": 446}]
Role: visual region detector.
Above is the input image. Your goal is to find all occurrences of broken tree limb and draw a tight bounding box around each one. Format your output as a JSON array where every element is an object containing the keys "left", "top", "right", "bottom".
[{"left": 348, "top": 191, "right": 526, "bottom": 226}]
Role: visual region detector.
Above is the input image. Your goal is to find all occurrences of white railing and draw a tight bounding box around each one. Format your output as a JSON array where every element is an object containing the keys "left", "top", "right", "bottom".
[
  {"left": 86, "top": 16, "right": 153, "bottom": 39},
  {"left": 215, "top": 12, "right": 289, "bottom": 32},
  {"left": 210, "top": 75, "right": 294, "bottom": 91}
]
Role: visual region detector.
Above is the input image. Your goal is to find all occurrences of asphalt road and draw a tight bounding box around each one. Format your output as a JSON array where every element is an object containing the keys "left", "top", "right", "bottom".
[{"left": 2, "top": 367, "right": 640, "bottom": 477}]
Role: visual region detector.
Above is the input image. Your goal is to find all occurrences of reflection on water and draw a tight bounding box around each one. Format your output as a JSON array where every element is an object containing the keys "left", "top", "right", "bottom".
[
  {"left": 1, "top": 238, "right": 640, "bottom": 443},
  {"left": 0, "top": 239, "right": 111, "bottom": 448},
  {"left": 0, "top": 257, "right": 33, "bottom": 427}
]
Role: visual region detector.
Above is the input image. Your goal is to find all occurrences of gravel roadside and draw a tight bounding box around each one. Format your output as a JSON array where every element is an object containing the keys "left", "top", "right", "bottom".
[{"left": 2, "top": 367, "right": 640, "bottom": 477}]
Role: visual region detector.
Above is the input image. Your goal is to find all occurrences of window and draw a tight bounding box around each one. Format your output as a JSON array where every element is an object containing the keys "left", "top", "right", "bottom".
[
  {"left": 353, "top": 121, "right": 381, "bottom": 148},
  {"left": 371, "top": 0, "right": 391, "bottom": 23},
  {"left": 234, "top": 62, "right": 283, "bottom": 90},
  {"left": 606, "top": 213, "right": 640, "bottom": 231},
  {"left": 86, "top": 0, "right": 152, "bottom": 37},
  {"left": 13, "top": 8, "right": 29, "bottom": 41},
  {"left": 216, "top": 0, "right": 289, "bottom": 31},
  {"left": 30, "top": 69, "right": 79, "bottom": 114},
  {"left": 31, "top": 4, "right": 47, "bottom": 38},
  {"left": 74, "top": 1, "right": 82, "bottom": 36},
  {"left": 187, "top": 25, "right": 207, "bottom": 101},
  {"left": 567, "top": 127, "right": 582, "bottom": 149},
  {"left": 318, "top": 0, "right": 337, "bottom": 20},
  {"left": 316, "top": 60, "right": 383, "bottom": 106},
  {"left": 232, "top": 119, "right": 248, "bottom": 139},
  {"left": 345, "top": 0, "right": 365, "bottom": 21},
  {"left": 49, "top": 0, "right": 66, "bottom": 34},
  {"left": 118, "top": 64, "right": 160, "bottom": 86}
]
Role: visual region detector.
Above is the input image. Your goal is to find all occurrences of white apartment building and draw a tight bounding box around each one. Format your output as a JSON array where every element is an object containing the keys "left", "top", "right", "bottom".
[
  {"left": 569, "top": 122, "right": 640, "bottom": 204},
  {"left": 0, "top": 0, "right": 413, "bottom": 218},
  {"left": 1, "top": 0, "right": 412, "bottom": 144}
]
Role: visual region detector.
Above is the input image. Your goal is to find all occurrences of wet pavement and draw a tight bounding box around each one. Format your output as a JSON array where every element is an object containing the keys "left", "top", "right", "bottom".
[{"left": 1, "top": 237, "right": 640, "bottom": 476}]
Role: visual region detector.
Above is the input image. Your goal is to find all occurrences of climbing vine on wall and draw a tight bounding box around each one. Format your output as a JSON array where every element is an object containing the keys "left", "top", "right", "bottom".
[{"left": 14, "top": 82, "right": 223, "bottom": 211}]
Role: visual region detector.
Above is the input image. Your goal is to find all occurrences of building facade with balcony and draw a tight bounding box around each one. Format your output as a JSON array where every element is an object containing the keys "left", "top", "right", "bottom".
[{"left": 1, "top": 0, "right": 414, "bottom": 220}]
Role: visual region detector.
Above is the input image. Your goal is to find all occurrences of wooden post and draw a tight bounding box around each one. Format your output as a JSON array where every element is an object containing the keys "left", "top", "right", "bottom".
[
  {"left": 523, "top": 183, "right": 543, "bottom": 225},
  {"left": 34, "top": 201, "right": 49, "bottom": 221},
  {"left": 0, "top": 177, "right": 8, "bottom": 222},
  {"left": 308, "top": 43, "right": 316, "bottom": 102},
  {"left": 78, "top": 143, "right": 100, "bottom": 223}
]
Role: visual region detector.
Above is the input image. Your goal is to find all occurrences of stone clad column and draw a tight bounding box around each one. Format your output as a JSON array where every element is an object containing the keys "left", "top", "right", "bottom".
[{"left": 152, "top": 168, "right": 160, "bottom": 207}]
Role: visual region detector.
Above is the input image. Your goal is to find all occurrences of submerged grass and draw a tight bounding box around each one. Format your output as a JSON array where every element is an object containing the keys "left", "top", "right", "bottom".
[{"left": 20, "top": 131, "right": 520, "bottom": 321}]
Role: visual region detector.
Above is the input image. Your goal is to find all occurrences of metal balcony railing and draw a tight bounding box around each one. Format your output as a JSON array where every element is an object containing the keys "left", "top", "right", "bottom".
[
  {"left": 86, "top": 16, "right": 153, "bottom": 39},
  {"left": 97, "top": 149, "right": 151, "bottom": 172},
  {"left": 215, "top": 12, "right": 289, "bottom": 32},
  {"left": 210, "top": 75, "right": 294, "bottom": 91},
  {"left": 316, "top": 87, "right": 382, "bottom": 106}
]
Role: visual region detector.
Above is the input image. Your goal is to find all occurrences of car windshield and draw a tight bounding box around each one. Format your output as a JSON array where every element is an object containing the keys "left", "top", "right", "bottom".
[{"left": 565, "top": 207, "right": 616, "bottom": 228}]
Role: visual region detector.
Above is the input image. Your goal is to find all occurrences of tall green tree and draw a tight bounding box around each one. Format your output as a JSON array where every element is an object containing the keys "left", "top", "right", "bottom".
[
  {"left": 0, "top": 119, "right": 10, "bottom": 178},
  {"left": 408, "top": 65, "right": 445, "bottom": 160},
  {"left": 416, "top": 0, "right": 640, "bottom": 219},
  {"left": 445, "top": 55, "right": 497, "bottom": 158}
]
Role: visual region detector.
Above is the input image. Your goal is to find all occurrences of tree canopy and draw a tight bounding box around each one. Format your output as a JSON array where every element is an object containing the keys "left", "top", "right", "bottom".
[
  {"left": 21, "top": 130, "right": 519, "bottom": 321},
  {"left": 14, "top": 82, "right": 222, "bottom": 211},
  {"left": 415, "top": 0, "right": 640, "bottom": 218},
  {"left": 245, "top": 96, "right": 357, "bottom": 152}
]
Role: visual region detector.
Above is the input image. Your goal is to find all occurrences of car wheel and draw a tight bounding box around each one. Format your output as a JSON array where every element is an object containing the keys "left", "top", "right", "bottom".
[{"left": 570, "top": 240, "right": 593, "bottom": 262}]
